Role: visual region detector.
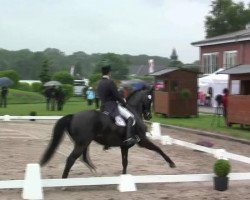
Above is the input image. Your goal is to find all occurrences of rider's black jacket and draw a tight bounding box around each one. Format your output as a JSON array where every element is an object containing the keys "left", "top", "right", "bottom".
[{"left": 97, "top": 76, "right": 126, "bottom": 118}]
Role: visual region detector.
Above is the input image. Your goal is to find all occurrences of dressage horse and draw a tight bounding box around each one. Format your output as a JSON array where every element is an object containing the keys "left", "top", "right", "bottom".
[{"left": 40, "top": 88, "right": 176, "bottom": 178}]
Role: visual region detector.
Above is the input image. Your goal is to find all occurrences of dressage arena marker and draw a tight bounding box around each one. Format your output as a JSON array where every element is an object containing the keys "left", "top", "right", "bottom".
[
  {"left": 22, "top": 164, "right": 43, "bottom": 200},
  {"left": 0, "top": 118, "right": 250, "bottom": 199}
]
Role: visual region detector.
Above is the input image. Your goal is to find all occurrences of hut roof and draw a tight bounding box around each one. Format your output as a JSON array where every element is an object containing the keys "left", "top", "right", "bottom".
[
  {"left": 218, "top": 65, "right": 250, "bottom": 74},
  {"left": 150, "top": 67, "right": 197, "bottom": 76}
]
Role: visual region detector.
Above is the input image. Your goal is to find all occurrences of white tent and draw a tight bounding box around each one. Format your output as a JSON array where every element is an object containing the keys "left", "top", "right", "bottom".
[{"left": 198, "top": 69, "right": 229, "bottom": 107}]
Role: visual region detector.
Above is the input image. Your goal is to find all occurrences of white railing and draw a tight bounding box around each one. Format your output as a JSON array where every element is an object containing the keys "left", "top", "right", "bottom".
[
  {"left": 0, "top": 115, "right": 62, "bottom": 121},
  {"left": 0, "top": 163, "right": 250, "bottom": 200},
  {"left": 148, "top": 122, "right": 250, "bottom": 163}
]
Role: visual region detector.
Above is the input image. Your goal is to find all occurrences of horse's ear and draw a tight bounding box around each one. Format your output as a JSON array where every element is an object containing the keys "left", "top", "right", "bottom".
[{"left": 149, "top": 85, "right": 154, "bottom": 94}]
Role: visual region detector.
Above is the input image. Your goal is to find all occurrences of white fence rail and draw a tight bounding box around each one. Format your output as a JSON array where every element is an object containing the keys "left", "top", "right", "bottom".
[
  {"left": 148, "top": 122, "right": 250, "bottom": 164},
  {"left": 0, "top": 115, "right": 62, "bottom": 121},
  {"left": 0, "top": 163, "right": 250, "bottom": 200}
]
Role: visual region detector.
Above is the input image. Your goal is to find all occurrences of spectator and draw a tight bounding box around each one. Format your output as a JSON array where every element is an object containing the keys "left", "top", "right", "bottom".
[
  {"left": 56, "top": 86, "right": 65, "bottom": 111},
  {"left": 86, "top": 87, "right": 95, "bottom": 106},
  {"left": 205, "top": 87, "right": 213, "bottom": 107},
  {"left": 50, "top": 86, "right": 57, "bottom": 111},
  {"left": 222, "top": 88, "right": 229, "bottom": 125},
  {"left": 94, "top": 89, "right": 100, "bottom": 109},
  {"left": 0, "top": 86, "right": 8, "bottom": 108},
  {"left": 44, "top": 87, "right": 52, "bottom": 110}
]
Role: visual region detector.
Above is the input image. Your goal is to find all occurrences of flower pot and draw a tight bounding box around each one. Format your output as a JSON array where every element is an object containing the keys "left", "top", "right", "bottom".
[
  {"left": 29, "top": 111, "right": 37, "bottom": 121},
  {"left": 214, "top": 176, "right": 229, "bottom": 191}
]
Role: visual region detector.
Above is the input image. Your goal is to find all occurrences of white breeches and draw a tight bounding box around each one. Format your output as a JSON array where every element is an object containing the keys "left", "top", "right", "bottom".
[{"left": 115, "top": 105, "right": 135, "bottom": 127}]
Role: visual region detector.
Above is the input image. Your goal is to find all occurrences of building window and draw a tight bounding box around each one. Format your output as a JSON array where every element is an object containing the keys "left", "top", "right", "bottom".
[
  {"left": 223, "top": 50, "right": 237, "bottom": 68},
  {"left": 202, "top": 53, "right": 219, "bottom": 74}
]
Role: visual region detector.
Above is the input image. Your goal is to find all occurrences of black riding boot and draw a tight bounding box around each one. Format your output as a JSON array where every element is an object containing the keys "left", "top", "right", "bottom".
[{"left": 123, "top": 117, "right": 139, "bottom": 146}]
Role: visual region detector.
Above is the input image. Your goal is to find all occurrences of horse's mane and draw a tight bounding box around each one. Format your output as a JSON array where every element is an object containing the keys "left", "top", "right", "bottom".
[
  {"left": 126, "top": 85, "right": 154, "bottom": 102},
  {"left": 126, "top": 89, "right": 144, "bottom": 102}
]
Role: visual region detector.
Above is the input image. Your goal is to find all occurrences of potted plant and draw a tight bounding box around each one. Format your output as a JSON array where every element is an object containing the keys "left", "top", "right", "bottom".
[
  {"left": 180, "top": 88, "right": 192, "bottom": 116},
  {"left": 29, "top": 111, "right": 37, "bottom": 121},
  {"left": 213, "top": 159, "right": 231, "bottom": 191}
]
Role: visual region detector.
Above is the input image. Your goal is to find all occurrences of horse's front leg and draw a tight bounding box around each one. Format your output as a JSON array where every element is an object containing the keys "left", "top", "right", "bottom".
[
  {"left": 138, "top": 138, "right": 176, "bottom": 168},
  {"left": 120, "top": 147, "right": 129, "bottom": 174}
]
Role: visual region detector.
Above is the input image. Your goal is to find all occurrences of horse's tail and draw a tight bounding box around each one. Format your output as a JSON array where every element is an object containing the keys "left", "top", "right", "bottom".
[{"left": 40, "top": 114, "right": 73, "bottom": 166}]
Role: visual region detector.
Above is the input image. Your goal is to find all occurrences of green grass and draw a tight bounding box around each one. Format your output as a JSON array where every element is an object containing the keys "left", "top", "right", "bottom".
[
  {"left": 1, "top": 89, "right": 250, "bottom": 141},
  {"left": 8, "top": 89, "right": 45, "bottom": 104},
  {"left": 152, "top": 113, "right": 250, "bottom": 141}
]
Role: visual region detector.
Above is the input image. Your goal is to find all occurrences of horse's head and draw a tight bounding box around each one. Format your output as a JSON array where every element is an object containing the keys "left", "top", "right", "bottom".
[
  {"left": 126, "top": 87, "right": 153, "bottom": 121},
  {"left": 141, "top": 87, "right": 153, "bottom": 120}
]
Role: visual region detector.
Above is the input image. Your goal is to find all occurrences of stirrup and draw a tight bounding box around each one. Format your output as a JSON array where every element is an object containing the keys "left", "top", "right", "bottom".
[
  {"left": 134, "top": 135, "right": 140, "bottom": 142},
  {"left": 123, "top": 135, "right": 140, "bottom": 145},
  {"left": 123, "top": 138, "right": 137, "bottom": 145}
]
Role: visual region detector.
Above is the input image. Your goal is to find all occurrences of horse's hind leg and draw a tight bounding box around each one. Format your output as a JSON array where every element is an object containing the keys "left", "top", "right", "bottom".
[
  {"left": 82, "top": 147, "right": 96, "bottom": 172},
  {"left": 62, "top": 144, "right": 85, "bottom": 178},
  {"left": 120, "top": 147, "right": 129, "bottom": 174},
  {"left": 138, "top": 138, "right": 176, "bottom": 168}
]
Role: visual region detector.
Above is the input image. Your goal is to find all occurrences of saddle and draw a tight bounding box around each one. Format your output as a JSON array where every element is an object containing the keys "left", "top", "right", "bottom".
[{"left": 103, "top": 110, "right": 127, "bottom": 127}]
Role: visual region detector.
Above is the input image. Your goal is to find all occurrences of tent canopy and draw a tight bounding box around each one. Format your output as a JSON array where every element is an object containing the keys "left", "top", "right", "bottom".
[{"left": 198, "top": 69, "right": 229, "bottom": 107}]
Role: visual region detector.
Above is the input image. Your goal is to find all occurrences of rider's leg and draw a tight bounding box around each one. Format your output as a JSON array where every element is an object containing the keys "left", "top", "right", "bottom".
[{"left": 118, "top": 105, "right": 139, "bottom": 145}]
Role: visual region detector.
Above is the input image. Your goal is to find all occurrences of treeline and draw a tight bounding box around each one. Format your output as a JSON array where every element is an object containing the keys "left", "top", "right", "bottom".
[{"left": 0, "top": 48, "right": 171, "bottom": 80}]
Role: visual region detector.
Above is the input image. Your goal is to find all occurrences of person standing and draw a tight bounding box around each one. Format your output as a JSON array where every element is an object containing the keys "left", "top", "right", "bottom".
[
  {"left": 94, "top": 88, "right": 100, "bottom": 109},
  {"left": 222, "top": 88, "right": 229, "bottom": 125},
  {"left": 44, "top": 87, "right": 52, "bottom": 110},
  {"left": 86, "top": 87, "right": 95, "bottom": 106},
  {"left": 50, "top": 86, "right": 57, "bottom": 111},
  {"left": 0, "top": 86, "right": 8, "bottom": 108},
  {"left": 56, "top": 86, "right": 65, "bottom": 111},
  {"left": 97, "top": 65, "right": 139, "bottom": 146}
]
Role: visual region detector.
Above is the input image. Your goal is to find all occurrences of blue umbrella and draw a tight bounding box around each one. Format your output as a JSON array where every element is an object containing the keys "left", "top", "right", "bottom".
[
  {"left": 120, "top": 79, "right": 147, "bottom": 91},
  {"left": 0, "top": 77, "right": 14, "bottom": 87}
]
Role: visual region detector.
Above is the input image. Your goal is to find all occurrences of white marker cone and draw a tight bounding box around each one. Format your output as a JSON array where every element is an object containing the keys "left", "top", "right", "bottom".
[
  {"left": 22, "top": 163, "right": 43, "bottom": 200},
  {"left": 118, "top": 174, "right": 137, "bottom": 192},
  {"left": 150, "top": 122, "right": 162, "bottom": 140}
]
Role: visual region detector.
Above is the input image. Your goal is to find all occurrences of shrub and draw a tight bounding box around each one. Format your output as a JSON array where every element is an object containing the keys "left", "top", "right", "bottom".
[
  {"left": 62, "top": 84, "right": 73, "bottom": 100},
  {"left": 32, "top": 82, "right": 43, "bottom": 93},
  {"left": 17, "top": 82, "right": 32, "bottom": 92},
  {"left": 213, "top": 159, "right": 231, "bottom": 177},
  {"left": 180, "top": 88, "right": 191, "bottom": 101}
]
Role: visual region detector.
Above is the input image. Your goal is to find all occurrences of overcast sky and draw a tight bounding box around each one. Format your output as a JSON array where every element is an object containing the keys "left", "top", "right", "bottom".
[{"left": 0, "top": 0, "right": 249, "bottom": 63}]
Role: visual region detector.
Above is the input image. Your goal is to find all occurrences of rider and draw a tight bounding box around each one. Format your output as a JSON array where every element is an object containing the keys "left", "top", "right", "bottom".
[{"left": 97, "top": 65, "right": 139, "bottom": 146}]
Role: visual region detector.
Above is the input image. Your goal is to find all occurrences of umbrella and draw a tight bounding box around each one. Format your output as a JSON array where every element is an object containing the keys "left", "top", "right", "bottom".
[
  {"left": 0, "top": 77, "right": 14, "bottom": 87},
  {"left": 120, "top": 79, "right": 147, "bottom": 90},
  {"left": 44, "top": 80, "right": 62, "bottom": 87}
]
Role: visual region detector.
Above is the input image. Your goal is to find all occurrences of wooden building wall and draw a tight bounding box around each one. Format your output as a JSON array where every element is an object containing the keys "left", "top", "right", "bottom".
[
  {"left": 227, "top": 73, "right": 250, "bottom": 125},
  {"left": 154, "top": 70, "right": 198, "bottom": 117}
]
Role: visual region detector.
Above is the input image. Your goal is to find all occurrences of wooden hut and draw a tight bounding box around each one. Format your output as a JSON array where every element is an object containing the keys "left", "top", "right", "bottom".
[
  {"left": 219, "top": 65, "right": 250, "bottom": 126},
  {"left": 151, "top": 68, "right": 198, "bottom": 117}
]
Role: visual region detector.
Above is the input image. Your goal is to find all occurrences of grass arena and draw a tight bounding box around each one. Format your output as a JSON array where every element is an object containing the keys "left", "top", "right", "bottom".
[{"left": 0, "top": 120, "right": 249, "bottom": 200}]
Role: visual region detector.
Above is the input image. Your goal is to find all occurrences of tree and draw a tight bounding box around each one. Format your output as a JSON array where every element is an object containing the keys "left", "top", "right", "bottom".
[
  {"left": 0, "top": 70, "right": 19, "bottom": 87},
  {"left": 93, "top": 53, "right": 129, "bottom": 80},
  {"left": 39, "top": 60, "right": 51, "bottom": 84},
  {"left": 52, "top": 71, "right": 74, "bottom": 85},
  {"left": 205, "top": 0, "right": 250, "bottom": 38},
  {"left": 169, "top": 48, "right": 183, "bottom": 68}
]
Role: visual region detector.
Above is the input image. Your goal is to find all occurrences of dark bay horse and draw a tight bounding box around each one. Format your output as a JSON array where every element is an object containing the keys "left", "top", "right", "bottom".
[{"left": 40, "top": 88, "right": 176, "bottom": 178}]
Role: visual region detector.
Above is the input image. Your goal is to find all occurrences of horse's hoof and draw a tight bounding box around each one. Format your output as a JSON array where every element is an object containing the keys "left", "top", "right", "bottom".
[{"left": 170, "top": 163, "right": 176, "bottom": 168}]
